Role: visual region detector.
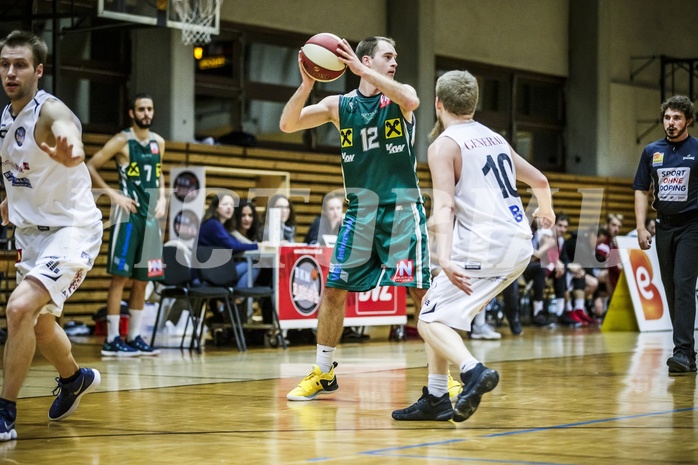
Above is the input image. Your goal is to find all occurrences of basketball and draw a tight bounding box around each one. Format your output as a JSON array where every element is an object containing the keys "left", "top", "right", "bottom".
[{"left": 300, "top": 33, "right": 346, "bottom": 82}]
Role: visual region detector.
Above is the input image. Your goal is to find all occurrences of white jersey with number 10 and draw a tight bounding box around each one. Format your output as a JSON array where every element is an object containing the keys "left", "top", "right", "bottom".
[{"left": 438, "top": 121, "right": 533, "bottom": 276}]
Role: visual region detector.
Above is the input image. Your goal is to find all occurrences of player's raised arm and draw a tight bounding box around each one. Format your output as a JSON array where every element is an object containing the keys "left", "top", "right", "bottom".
[{"left": 279, "top": 51, "right": 340, "bottom": 133}]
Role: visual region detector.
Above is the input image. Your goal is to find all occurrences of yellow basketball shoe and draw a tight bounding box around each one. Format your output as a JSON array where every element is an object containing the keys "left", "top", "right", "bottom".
[
  {"left": 287, "top": 362, "right": 339, "bottom": 401},
  {"left": 448, "top": 372, "right": 463, "bottom": 401}
]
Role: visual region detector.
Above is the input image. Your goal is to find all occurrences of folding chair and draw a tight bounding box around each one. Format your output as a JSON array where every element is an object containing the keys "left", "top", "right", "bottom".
[
  {"left": 195, "top": 246, "right": 248, "bottom": 351},
  {"left": 151, "top": 244, "right": 236, "bottom": 352},
  {"left": 195, "top": 246, "right": 286, "bottom": 350}
]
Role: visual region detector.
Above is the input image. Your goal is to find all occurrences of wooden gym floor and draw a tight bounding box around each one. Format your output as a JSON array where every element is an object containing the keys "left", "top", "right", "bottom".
[{"left": 1, "top": 324, "right": 696, "bottom": 464}]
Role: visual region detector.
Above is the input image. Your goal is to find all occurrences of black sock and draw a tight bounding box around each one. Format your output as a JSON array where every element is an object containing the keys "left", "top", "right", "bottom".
[{"left": 60, "top": 369, "right": 81, "bottom": 384}]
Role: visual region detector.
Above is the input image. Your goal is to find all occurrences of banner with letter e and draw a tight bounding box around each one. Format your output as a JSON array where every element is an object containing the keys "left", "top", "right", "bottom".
[{"left": 605, "top": 236, "right": 698, "bottom": 332}]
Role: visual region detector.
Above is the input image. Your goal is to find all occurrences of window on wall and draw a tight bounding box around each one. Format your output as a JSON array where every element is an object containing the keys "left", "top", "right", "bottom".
[
  {"left": 0, "top": 22, "right": 131, "bottom": 134},
  {"left": 437, "top": 58, "right": 566, "bottom": 172},
  {"left": 193, "top": 25, "right": 357, "bottom": 152}
]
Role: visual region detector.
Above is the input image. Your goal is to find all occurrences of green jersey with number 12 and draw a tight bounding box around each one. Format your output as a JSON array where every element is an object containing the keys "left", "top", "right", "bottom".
[{"left": 338, "top": 90, "right": 422, "bottom": 206}]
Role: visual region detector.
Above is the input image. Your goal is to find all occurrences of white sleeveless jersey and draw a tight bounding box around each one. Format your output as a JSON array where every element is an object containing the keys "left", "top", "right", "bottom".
[
  {"left": 438, "top": 121, "right": 532, "bottom": 275},
  {"left": 0, "top": 91, "right": 100, "bottom": 228}
]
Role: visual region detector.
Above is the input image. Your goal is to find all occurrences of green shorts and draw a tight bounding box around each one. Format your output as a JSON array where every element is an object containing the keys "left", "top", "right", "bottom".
[
  {"left": 326, "top": 201, "right": 431, "bottom": 292},
  {"left": 107, "top": 209, "right": 164, "bottom": 281}
]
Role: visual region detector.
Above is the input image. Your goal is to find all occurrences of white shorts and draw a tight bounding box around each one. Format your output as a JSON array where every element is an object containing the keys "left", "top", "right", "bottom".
[
  {"left": 15, "top": 222, "right": 103, "bottom": 316},
  {"left": 419, "top": 260, "right": 528, "bottom": 331}
]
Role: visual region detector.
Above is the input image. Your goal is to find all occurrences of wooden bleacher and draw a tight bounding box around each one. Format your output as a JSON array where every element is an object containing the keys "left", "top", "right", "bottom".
[{"left": 0, "top": 135, "right": 639, "bottom": 324}]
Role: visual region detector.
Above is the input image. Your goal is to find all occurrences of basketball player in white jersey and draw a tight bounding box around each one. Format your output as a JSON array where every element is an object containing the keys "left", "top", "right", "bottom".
[
  {"left": 0, "top": 30, "right": 102, "bottom": 441},
  {"left": 393, "top": 70, "right": 554, "bottom": 422}
]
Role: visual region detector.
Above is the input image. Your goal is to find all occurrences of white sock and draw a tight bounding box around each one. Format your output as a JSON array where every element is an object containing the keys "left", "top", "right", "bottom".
[
  {"left": 128, "top": 309, "right": 143, "bottom": 341},
  {"left": 574, "top": 298, "right": 585, "bottom": 310},
  {"left": 107, "top": 315, "right": 121, "bottom": 340},
  {"left": 474, "top": 309, "right": 486, "bottom": 326},
  {"left": 427, "top": 374, "right": 449, "bottom": 397},
  {"left": 459, "top": 357, "right": 479, "bottom": 374},
  {"left": 555, "top": 298, "right": 566, "bottom": 316},
  {"left": 533, "top": 300, "right": 543, "bottom": 315},
  {"left": 316, "top": 345, "right": 335, "bottom": 373}
]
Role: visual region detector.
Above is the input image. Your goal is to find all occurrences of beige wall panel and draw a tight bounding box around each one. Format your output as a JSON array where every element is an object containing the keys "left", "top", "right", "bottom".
[
  {"left": 434, "top": 0, "right": 568, "bottom": 76},
  {"left": 608, "top": 0, "right": 698, "bottom": 86},
  {"left": 220, "top": 0, "right": 386, "bottom": 41},
  {"left": 605, "top": 83, "right": 662, "bottom": 177}
]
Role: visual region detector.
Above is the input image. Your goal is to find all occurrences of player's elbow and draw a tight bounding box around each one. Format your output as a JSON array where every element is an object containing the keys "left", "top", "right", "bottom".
[
  {"left": 279, "top": 118, "right": 298, "bottom": 134},
  {"left": 527, "top": 172, "right": 549, "bottom": 189},
  {"left": 403, "top": 95, "right": 420, "bottom": 113}
]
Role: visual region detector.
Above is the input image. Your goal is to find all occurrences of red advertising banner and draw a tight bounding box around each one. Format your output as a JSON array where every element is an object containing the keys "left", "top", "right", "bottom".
[{"left": 275, "top": 245, "right": 406, "bottom": 329}]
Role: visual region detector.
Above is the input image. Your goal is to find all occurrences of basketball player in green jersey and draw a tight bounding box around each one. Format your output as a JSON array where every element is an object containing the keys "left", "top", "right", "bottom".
[
  {"left": 281, "top": 36, "right": 434, "bottom": 400},
  {"left": 87, "top": 94, "right": 167, "bottom": 356}
]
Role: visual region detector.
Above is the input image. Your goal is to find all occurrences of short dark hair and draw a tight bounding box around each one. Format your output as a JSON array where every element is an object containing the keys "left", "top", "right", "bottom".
[
  {"left": 0, "top": 30, "right": 47, "bottom": 69},
  {"left": 555, "top": 212, "right": 569, "bottom": 224},
  {"left": 355, "top": 36, "right": 395, "bottom": 60},
  {"left": 660, "top": 95, "right": 695, "bottom": 125},
  {"left": 129, "top": 93, "right": 153, "bottom": 112}
]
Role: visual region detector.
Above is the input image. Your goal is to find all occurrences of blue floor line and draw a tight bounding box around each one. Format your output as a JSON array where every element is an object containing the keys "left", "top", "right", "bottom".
[{"left": 308, "top": 405, "right": 698, "bottom": 464}]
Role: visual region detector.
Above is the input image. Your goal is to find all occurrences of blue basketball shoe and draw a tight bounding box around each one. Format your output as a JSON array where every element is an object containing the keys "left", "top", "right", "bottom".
[
  {"left": 48, "top": 368, "right": 101, "bottom": 421},
  {"left": 0, "top": 401, "right": 16, "bottom": 441}
]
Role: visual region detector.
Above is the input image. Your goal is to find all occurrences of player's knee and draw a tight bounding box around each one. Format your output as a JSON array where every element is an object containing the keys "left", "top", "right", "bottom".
[{"left": 5, "top": 299, "right": 39, "bottom": 327}]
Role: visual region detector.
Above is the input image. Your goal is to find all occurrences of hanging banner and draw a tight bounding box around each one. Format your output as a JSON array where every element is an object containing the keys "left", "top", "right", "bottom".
[{"left": 168, "top": 166, "right": 206, "bottom": 249}]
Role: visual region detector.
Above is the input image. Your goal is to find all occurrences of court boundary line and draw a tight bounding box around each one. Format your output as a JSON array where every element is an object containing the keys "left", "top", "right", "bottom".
[{"left": 349, "top": 406, "right": 698, "bottom": 464}]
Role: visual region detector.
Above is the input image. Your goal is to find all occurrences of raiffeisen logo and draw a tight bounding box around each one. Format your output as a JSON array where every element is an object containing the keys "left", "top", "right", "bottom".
[{"left": 290, "top": 255, "right": 324, "bottom": 316}]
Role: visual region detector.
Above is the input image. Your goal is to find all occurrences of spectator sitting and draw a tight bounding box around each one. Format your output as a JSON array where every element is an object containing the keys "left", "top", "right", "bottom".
[
  {"left": 542, "top": 213, "right": 584, "bottom": 326},
  {"left": 232, "top": 199, "right": 262, "bottom": 244},
  {"left": 593, "top": 214, "right": 623, "bottom": 316},
  {"left": 304, "top": 191, "right": 345, "bottom": 246},
  {"left": 523, "top": 215, "right": 578, "bottom": 327},
  {"left": 266, "top": 194, "right": 297, "bottom": 243},
  {"left": 522, "top": 219, "right": 554, "bottom": 326},
  {"left": 198, "top": 193, "right": 261, "bottom": 288},
  {"left": 565, "top": 224, "right": 601, "bottom": 321}
]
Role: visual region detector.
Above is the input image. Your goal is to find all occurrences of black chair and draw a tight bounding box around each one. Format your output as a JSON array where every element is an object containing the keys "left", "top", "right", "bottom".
[
  {"left": 195, "top": 246, "right": 287, "bottom": 350},
  {"left": 194, "top": 246, "right": 249, "bottom": 351},
  {"left": 151, "top": 244, "right": 238, "bottom": 352}
]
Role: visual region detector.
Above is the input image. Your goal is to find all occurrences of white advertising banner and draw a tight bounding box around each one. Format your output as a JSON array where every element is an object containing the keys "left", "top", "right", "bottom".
[{"left": 616, "top": 235, "right": 698, "bottom": 331}]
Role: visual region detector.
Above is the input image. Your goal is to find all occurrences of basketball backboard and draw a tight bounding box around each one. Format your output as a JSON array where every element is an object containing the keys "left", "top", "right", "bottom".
[{"left": 97, "top": 0, "right": 220, "bottom": 36}]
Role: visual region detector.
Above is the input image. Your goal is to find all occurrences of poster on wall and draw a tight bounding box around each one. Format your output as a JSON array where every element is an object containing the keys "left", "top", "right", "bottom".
[
  {"left": 616, "top": 236, "right": 698, "bottom": 331},
  {"left": 168, "top": 167, "right": 206, "bottom": 248},
  {"left": 275, "top": 245, "right": 407, "bottom": 329}
]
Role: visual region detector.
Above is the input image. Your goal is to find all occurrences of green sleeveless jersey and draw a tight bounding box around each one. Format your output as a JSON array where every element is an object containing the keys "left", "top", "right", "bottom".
[
  {"left": 117, "top": 128, "right": 162, "bottom": 217},
  {"left": 338, "top": 90, "right": 422, "bottom": 206}
]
